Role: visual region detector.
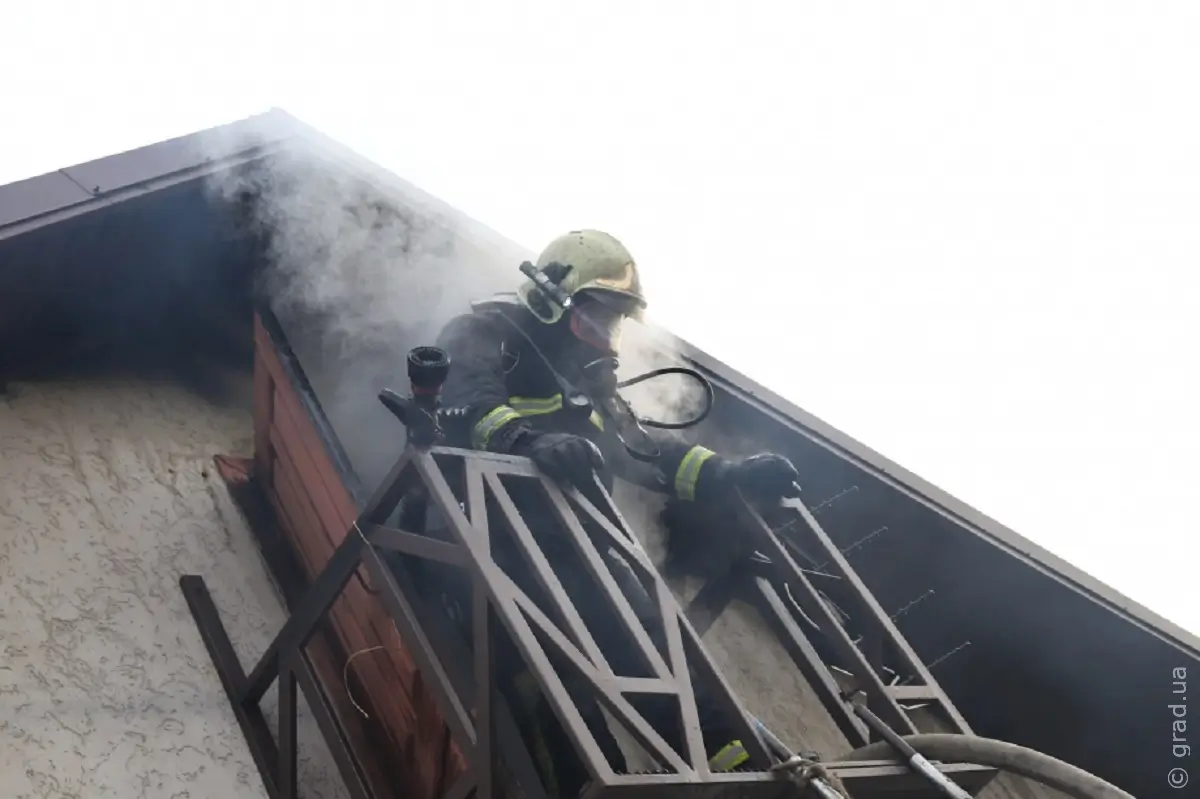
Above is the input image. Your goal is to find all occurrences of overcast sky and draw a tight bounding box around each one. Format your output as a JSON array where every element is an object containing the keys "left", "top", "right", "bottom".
[{"left": 4, "top": 2, "right": 1197, "bottom": 636}]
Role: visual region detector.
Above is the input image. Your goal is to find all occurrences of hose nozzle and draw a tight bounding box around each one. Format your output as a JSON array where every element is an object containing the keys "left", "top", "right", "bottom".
[
  {"left": 378, "top": 346, "right": 453, "bottom": 448},
  {"left": 407, "top": 346, "right": 450, "bottom": 396}
]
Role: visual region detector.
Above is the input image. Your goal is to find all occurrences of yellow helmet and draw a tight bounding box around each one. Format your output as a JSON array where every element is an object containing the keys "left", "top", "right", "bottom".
[{"left": 518, "top": 230, "right": 647, "bottom": 326}]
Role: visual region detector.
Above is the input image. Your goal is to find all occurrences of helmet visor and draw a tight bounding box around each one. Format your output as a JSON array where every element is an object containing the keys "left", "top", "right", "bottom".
[{"left": 569, "top": 294, "right": 631, "bottom": 354}]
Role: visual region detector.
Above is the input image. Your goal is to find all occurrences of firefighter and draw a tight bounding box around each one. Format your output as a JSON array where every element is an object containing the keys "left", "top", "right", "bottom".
[{"left": 434, "top": 229, "right": 801, "bottom": 790}]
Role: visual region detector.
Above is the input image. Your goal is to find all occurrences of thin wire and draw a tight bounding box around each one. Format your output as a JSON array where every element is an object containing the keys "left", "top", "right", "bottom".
[
  {"left": 343, "top": 645, "right": 390, "bottom": 718},
  {"left": 927, "top": 640, "right": 972, "bottom": 671}
]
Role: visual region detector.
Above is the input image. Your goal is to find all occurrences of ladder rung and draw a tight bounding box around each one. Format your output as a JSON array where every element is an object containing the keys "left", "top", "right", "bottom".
[{"left": 888, "top": 685, "right": 938, "bottom": 702}]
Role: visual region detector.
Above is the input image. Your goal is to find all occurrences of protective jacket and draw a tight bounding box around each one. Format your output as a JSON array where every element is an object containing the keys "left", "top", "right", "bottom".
[{"left": 435, "top": 295, "right": 724, "bottom": 503}]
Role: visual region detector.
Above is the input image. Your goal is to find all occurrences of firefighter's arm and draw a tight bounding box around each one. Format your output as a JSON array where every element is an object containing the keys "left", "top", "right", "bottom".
[
  {"left": 436, "top": 315, "right": 604, "bottom": 484},
  {"left": 436, "top": 313, "right": 532, "bottom": 451},
  {"left": 649, "top": 435, "right": 723, "bottom": 501},
  {"left": 604, "top": 430, "right": 715, "bottom": 499},
  {"left": 639, "top": 432, "right": 801, "bottom": 504}
]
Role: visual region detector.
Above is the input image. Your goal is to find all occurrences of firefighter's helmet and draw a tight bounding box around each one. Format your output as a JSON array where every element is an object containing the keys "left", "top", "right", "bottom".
[{"left": 518, "top": 230, "right": 647, "bottom": 326}]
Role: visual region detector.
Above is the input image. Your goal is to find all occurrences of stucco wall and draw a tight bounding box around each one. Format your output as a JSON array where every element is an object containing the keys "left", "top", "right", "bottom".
[{"left": 0, "top": 379, "right": 346, "bottom": 799}]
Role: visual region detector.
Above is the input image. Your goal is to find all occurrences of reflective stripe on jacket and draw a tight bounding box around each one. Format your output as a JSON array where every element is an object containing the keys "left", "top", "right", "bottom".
[{"left": 471, "top": 395, "right": 605, "bottom": 449}]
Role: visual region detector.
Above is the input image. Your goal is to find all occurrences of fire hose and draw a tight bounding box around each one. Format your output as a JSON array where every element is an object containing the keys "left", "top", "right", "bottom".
[
  {"left": 754, "top": 698, "right": 1136, "bottom": 799},
  {"left": 842, "top": 733, "right": 1135, "bottom": 799},
  {"left": 380, "top": 346, "right": 1135, "bottom": 799}
]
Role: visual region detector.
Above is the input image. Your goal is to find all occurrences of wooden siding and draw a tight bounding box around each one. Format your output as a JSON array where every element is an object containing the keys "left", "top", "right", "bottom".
[{"left": 253, "top": 313, "right": 465, "bottom": 799}]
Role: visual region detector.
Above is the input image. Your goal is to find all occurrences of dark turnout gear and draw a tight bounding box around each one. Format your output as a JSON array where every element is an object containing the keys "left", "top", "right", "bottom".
[
  {"left": 436, "top": 299, "right": 723, "bottom": 504},
  {"left": 436, "top": 295, "right": 724, "bottom": 506}
]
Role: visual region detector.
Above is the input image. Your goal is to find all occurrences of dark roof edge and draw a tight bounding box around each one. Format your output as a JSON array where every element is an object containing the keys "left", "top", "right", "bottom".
[
  {"left": 4, "top": 108, "right": 1194, "bottom": 656},
  {"left": 0, "top": 110, "right": 298, "bottom": 242}
]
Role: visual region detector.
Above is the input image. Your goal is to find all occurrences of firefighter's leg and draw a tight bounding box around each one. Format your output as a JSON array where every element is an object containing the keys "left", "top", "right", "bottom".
[
  {"left": 500, "top": 614, "right": 620, "bottom": 798},
  {"left": 595, "top": 547, "right": 749, "bottom": 772},
  {"left": 492, "top": 538, "right": 628, "bottom": 793}
]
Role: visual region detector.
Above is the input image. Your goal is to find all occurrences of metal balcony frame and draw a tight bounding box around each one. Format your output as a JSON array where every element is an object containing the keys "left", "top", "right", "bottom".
[
  {"left": 181, "top": 443, "right": 994, "bottom": 799},
  {"left": 725, "top": 496, "right": 975, "bottom": 750}
]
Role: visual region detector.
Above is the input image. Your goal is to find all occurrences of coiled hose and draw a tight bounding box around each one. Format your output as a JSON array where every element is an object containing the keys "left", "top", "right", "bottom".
[
  {"left": 615, "top": 366, "right": 715, "bottom": 429},
  {"left": 843, "top": 734, "right": 1136, "bottom": 799},
  {"left": 596, "top": 364, "right": 715, "bottom": 462}
]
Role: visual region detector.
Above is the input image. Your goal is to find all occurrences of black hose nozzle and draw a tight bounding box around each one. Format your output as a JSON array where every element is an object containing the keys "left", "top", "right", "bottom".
[
  {"left": 407, "top": 346, "right": 451, "bottom": 395},
  {"left": 378, "top": 347, "right": 453, "bottom": 448}
]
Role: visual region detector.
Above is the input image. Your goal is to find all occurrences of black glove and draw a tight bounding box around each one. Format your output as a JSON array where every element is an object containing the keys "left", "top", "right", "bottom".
[
  {"left": 725, "top": 453, "right": 801, "bottom": 505},
  {"left": 513, "top": 432, "right": 605, "bottom": 488}
]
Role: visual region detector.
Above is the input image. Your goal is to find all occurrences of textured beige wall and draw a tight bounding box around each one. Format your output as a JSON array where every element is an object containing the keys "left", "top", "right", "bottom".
[{"left": 0, "top": 379, "right": 346, "bottom": 799}]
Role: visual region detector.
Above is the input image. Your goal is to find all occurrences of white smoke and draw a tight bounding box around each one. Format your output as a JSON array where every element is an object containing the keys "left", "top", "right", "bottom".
[
  {"left": 197, "top": 131, "right": 512, "bottom": 484},
  {"left": 197, "top": 120, "right": 709, "bottom": 485},
  {"left": 210, "top": 146, "right": 508, "bottom": 344}
]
